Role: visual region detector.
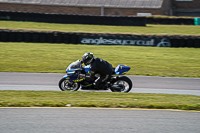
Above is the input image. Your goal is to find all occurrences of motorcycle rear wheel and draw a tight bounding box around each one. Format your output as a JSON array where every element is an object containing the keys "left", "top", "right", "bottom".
[
  {"left": 110, "top": 76, "right": 132, "bottom": 93},
  {"left": 59, "top": 78, "right": 80, "bottom": 91}
]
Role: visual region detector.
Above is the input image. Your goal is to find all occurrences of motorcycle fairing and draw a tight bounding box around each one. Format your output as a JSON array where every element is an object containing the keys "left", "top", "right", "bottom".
[
  {"left": 66, "top": 59, "right": 82, "bottom": 73},
  {"left": 63, "top": 74, "right": 85, "bottom": 83},
  {"left": 66, "top": 68, "right": 82, "bottom": 73},
  {"left": 83, "top": 65, "right": 90, "bottom": 74},
  {"left": 114, "top": 65, "right": 131, "bottom": 75}
]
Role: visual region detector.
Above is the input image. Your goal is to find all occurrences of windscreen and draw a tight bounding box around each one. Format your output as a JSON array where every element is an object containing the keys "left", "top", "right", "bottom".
[{"left": 67, "top": 60, "right": 82, "bottom": 70}]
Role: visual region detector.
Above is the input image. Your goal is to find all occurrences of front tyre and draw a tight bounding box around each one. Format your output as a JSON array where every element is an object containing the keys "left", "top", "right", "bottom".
[
  {"left": 59, "top": 78, "right": 80, "bottom": 91},
  {"left": 110, "top": 76, "right": 132, "bottom": 93}
]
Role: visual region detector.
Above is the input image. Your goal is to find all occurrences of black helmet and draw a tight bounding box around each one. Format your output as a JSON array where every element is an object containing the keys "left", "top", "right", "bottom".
[{"left": 82, "top": 53, "right": 94, "bottom": 65}]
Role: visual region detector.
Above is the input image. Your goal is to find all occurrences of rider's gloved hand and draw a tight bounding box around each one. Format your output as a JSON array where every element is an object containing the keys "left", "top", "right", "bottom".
[
  {"left": 79, "top": 74, "right": 86, "bottom": 79},
  {"left": 80, "top": 60, "right": 84, "bottom": 64}
]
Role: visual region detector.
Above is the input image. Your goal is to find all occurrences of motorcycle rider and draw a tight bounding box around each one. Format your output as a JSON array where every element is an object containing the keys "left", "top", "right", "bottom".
[{"left": 80, "top": 53, "right": 113, "bottom": 89}]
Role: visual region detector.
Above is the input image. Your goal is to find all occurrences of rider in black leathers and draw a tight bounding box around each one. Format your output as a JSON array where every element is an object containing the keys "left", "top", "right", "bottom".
[{"left": 80, "top": 53, "right": 113, "bottom": 89}]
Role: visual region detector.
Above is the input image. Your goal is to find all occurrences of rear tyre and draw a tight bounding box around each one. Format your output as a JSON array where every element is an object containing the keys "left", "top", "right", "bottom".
[
  {"left": 110, "top": 76, "right": 132, "bottom": 93},
  {"left": 59, "top": 78, "right": 80, "bottom": 91}
]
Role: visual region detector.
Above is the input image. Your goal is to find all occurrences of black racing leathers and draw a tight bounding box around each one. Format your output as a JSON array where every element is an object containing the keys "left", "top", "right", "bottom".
[{"left": 85, "top": 57, "right": 113, "bottom": 89}]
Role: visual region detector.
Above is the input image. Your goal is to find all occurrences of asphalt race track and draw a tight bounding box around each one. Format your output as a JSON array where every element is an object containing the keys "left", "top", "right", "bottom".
[
  {"left": 0, "top": 72, "right": 200, "bottom": 133},
  {"left": 0, "top": 108, "right": 200, "bottom": 133},
  {"left": 0, "top": 72, "right": 200, "bottom": 95}
]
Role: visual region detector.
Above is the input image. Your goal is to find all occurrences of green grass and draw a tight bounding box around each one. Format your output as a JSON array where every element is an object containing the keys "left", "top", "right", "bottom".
[
  {"left": 0, "top": 20, "right": 200, "bottom": 35},
  {"left": 0, "top": 42, "right": 200, "bottom": 78},
  {"left": 0, "top": 91, "right": 199, "bottom": 110},
  {"left": 0, "top": 21, "right": 200, "bottom": 110}
]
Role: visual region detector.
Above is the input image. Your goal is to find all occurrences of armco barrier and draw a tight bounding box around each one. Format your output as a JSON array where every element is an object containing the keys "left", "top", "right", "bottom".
[
  {"left": 147, "top": 17, "right": 194, "bottom": 25},
  {"left": 0, "top": 30, "right": 199, "bottom": 48},
  {"left": 0, "top": 11, "right": 146, "bottom": 26}
]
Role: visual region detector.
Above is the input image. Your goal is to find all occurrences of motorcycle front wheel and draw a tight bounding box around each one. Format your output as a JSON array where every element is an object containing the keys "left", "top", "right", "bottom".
[
  {"left": 59, "top": 78, "right": 80, "bottom": 91},
  {"left": 110, "top": 76, "right": 132, "bottom": 93}
]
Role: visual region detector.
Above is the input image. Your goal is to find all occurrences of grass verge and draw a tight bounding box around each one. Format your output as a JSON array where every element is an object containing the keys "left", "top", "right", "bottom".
[
  {"left": 0, "top": 20, "right": 200, "bottom": 35},
  {"left": 0, "top": 91, "right": 199, "bottom": 111},
  {"left": 0, "top": 42, "right": 200, "bottom": 78}
]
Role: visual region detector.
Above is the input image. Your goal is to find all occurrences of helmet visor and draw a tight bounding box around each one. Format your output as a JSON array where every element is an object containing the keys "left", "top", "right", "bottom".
[{"left": 84, "top": 58, "right": 91, "bottom": 65}]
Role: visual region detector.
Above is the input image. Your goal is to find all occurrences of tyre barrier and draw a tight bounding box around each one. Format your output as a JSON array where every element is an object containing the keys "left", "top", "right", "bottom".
[
  {"left": 0, "top": 30, "right": 199, "bottom": 48},
  {"left": 0, "top": 10, "right": 197, "bottom": 25},
  {"left": 147, "top": 18, "right": 194, "bottom": 25},
  {"left": 0, "top": 11, "right": 146, "bottom": 26}
]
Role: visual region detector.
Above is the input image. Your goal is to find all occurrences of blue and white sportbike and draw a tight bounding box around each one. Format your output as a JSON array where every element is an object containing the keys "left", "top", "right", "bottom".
[{"left": 59, "top": 60, "right": 132, "bottom": 92}]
